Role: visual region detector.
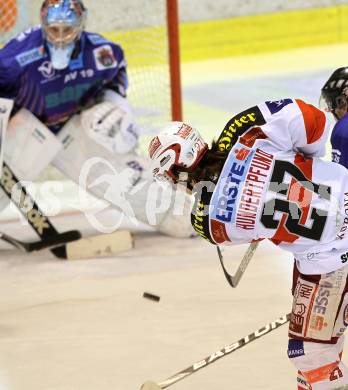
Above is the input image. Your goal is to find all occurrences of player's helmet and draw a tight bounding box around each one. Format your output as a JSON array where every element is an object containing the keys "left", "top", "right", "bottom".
[
  {"left": 148, "top": 122, "right": 208, "bottom": 185},
  {"left": 320, "top": 67, "right": 348, "bottom": 118},
  {"left": 40, "top": 0, "right": 87, "bottom": 70}
]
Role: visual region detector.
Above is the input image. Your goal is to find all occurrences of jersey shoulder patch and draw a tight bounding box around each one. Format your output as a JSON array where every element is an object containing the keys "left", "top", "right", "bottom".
[
  {"left": 265, "top": 99, "right": 293, "bottom": 114},
  {"left": 13, "top": 25, "right": 42, "bottom": 44},
  {"left": 15, "top": 46, "right": 46, "bottom": 67},
  {"left": 2, "top": 27, "right": 46, "bottom": 67},
  {"left": 86, "top": 32, "right": 112, "bottom": 46},
  {"left": 93, "top": 44, "right": 119, "bottom": 70}
]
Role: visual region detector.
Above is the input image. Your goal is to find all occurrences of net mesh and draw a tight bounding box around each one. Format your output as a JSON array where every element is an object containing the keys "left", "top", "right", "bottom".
[
  {"left": 101, "top": 0, "right": 173, "bottom": 135},
  {"left": 0, "top": 0, "right": 173, "bottom": 135},
  {"left": 0, "top": 0, "right": 31, "bottom": 46},
  {"left": 0, "top": 0, "right": 176, "bottom": 183}
]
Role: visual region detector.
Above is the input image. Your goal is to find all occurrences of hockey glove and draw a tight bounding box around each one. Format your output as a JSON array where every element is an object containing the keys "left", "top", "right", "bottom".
[{"left": 81, "top": 101, "right": 139, "bottom": 155}]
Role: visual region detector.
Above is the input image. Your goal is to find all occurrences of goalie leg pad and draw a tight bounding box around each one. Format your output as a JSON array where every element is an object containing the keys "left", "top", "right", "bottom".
[
  {"left": 53, "top": 114, "right": 194, "bottom": 237},
  {"left": 124, "top": 178, "right": 195, "bottom": 237},
  {"left": 0, "top": 109, "right": 63, "bottom": 213},
  {"left": 0, "top": 98, "right": 14, "bottom": 177}
]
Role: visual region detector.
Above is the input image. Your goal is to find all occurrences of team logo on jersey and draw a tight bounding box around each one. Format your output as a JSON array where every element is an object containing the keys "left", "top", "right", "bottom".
[
  {"left": 93, "top": 45, "right": 117, "bottom": 70},
  {"left": 210, "top": 219, "right": 230, "bottom": 244},
  {"left": 265, "top": 99, "right": 293, "bottom": 114},
  {"left": 38, "top": 61, "right": 56, "bottom": 79},
  {"left": 234, "top": 148, "right": 250, "bottom": 161},
  {"left": 16, "top": 46, "right": 46, "bottom": 67},
  {"left": 240, "top": 127, "right": 267, "bottom": 147}
]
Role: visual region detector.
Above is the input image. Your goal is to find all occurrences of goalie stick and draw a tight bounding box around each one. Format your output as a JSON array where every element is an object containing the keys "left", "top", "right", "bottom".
[
  {"left": 0, "top": 161, "right": 134, "bottom": 259},
  {"left": 0, "top": 230, "right": 81, "bottom": 253},
  {"left": 0, "top": 160, "right": 76, "bottom": 259},
  {"left": 140, "top": 313, "right": 291, "bottom": 390},
  {"left": 217, "top": 241, "right": 259, "bottom": 288}
]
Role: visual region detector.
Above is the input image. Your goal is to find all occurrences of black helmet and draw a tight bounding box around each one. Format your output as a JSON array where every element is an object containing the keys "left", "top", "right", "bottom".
[{"left": 320, "top": 67, "right": 348, "bottom": 116}]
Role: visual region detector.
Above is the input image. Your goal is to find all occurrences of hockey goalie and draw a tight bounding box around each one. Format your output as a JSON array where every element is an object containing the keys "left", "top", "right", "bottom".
[{"left": 0, "top": 0, "right": 193, "bottom": 240}]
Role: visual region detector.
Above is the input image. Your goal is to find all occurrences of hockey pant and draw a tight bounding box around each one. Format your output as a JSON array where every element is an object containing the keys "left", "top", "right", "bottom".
[{"left": 288, "top": 262, "right": 348, "bottom": 389}]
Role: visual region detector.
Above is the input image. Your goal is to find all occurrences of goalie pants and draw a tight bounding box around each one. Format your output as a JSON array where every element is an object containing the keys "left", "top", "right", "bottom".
[{"left": 288, "top": 262, "right": 348, "bottom": 389}]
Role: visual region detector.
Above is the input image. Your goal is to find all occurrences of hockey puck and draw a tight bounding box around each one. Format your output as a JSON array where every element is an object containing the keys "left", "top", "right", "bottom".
[{"left": 143, "top": 292, "right": 160, "bottom": 302}]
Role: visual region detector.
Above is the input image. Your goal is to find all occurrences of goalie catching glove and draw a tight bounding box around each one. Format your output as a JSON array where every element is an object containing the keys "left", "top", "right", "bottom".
[{"left": 81, "top": 97, "right": 139, "bottom": 155}]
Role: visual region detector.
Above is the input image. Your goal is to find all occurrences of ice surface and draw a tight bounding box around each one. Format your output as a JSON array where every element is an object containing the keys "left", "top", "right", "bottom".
[{"left": 1, "top": 44, "right": 348, "bottom": 389}]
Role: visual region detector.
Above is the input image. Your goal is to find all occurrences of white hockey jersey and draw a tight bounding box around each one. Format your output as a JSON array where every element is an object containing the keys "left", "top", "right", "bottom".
[{"left": 191, "top": 98, "right": 348, "bottom": 274}]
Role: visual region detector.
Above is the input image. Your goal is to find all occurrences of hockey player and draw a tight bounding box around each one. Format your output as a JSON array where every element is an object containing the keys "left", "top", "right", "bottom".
[
  {"left": 321, "top": 67, "right": 348, "bottom": 168},
  {"left": 148, "top": 99, "right": 348, "bottom": 389},
  {"left": 0, "top": 0, "right": 193, "bottom": 238},
  {"left": 285, "top": 67, "right": 348, "bottom": 390}
]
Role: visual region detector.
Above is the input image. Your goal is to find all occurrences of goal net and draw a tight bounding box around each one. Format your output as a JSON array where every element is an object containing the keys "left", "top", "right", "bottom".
[
  {"left": 0, "top": 0, "right": 182, "bottom": 134},
  {"left": 0, "top": 0, "right": 182, "bottom": 231}
]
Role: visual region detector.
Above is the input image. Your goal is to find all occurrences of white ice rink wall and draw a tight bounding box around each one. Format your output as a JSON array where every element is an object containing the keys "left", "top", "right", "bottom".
[
  {"left": 17, "top": 0, "right": 348, "bottom": 63},
  {"left": 28, "top": 0, "right": 348, "bottom": 25}
]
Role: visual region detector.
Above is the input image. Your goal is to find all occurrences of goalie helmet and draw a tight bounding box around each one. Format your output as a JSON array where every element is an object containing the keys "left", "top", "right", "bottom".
[
  {"left": 40, "top": 0, "right": 87, "bottom": 70},
  {"left": 148, "top": 122, "right": 208, "bottom": 185},
  {"left": 320, "top": 67, "right": 348, "bottom": 119}
]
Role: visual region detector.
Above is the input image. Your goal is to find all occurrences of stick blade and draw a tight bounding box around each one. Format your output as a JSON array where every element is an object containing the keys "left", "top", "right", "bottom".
[
  {"left": 29, "top": 230, "right": 81, "bottom": 252},
  {"left": 65, "top": 230, "right": 133, "bottom": 260},
  {"left": 140, "top": 380, "right": 162, "bottom": 390}
]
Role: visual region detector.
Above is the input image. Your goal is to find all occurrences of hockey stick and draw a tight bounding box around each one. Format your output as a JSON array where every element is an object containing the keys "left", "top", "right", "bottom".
[
  {"left": 217, "top": 241, "right": 259, "bottom": 288},
  {"left": 140, "top": 313, "right": 291, "bottom": 389},
  {"left": 0, "top": 160, "right": 78, "bottom": 259},
  {"left": 0, "top": 230, "right": 81, "bottom": 253},
  {"left": 0, "top": 162, "right": 134, "bottom": 259}
]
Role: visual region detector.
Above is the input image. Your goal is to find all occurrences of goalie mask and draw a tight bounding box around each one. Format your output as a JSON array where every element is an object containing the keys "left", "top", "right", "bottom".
[
  {"left": 41, "top": 0, "right": 87, "bottom": 70},
  {"left": 320, "top": 67, "right": 348, "bottom": 120},
  {"left": 148, "top": 122, "right": 208, "bottom": 185}
]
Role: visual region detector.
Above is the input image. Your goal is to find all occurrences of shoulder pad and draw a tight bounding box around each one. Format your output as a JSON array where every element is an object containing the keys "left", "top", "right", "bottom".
[
  {"left": 15, "top": 45, "right": 46, "bottom": 67},
  {"left": 263, "top": 99, "right": 294, "bottom": 115},
  {"left": 2, "top": 27, "right": 46, "bottom": 67},
  {"left": 86, "top": 33, "right": 111, "bottom": 46},
  {"left": 14, "top": 25, "right": 42, "bottom": 44}
]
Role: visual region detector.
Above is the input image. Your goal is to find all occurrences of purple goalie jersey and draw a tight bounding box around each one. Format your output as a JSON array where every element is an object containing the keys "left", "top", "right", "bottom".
[
  {"left": 331, "top": 112, "right": 348, "bottom": 169},
  {"left": 0, "top": 26, "right": 128, "bottom": 133}
]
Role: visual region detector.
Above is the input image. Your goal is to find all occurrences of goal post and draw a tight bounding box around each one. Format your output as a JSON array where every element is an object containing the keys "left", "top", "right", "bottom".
[
  {"left": 0, "top": 0, "right": 183, "bottom": 227},
  {"left": 167, "top": 0, "right": 182, "bottom": 122},
  {"left": 0, "top": 0, "right": 183, "bottom": 133}
]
